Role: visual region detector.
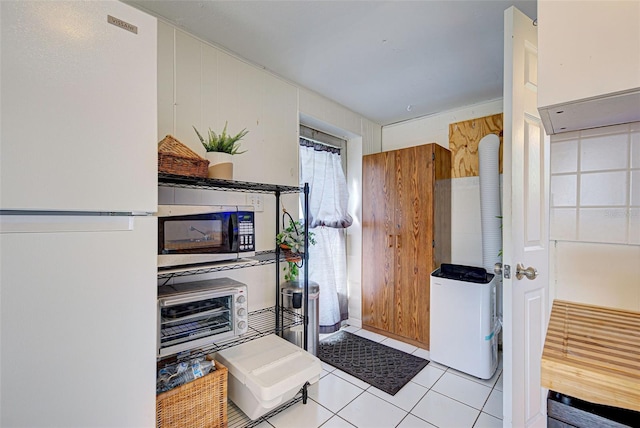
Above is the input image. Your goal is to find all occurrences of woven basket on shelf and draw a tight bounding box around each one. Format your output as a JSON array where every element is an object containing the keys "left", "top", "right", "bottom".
[
  {"left": 156, "top": 361, "right": 228, "bottom": 428},
  {"left": 158, "top": 135, "right": 209, "bottom": 178}
]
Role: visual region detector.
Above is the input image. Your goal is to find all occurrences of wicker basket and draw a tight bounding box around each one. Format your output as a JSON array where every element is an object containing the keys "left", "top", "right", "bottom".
[
  {"left": 156, "top": 361, "right": 228, "bottom": 428},
  {"left": 158, "top": 135, "right": 209, "bottom": 178}
]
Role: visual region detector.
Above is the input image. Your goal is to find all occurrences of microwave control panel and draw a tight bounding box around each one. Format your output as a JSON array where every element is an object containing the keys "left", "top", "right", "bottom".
[{"left": 238, "top": 211, "right": 255, "bottom": 252}]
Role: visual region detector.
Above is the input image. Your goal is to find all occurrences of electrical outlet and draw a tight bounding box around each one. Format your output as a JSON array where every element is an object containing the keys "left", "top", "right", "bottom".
[{"left": 246, "top": 194, "right": 264, "bottom": 212}]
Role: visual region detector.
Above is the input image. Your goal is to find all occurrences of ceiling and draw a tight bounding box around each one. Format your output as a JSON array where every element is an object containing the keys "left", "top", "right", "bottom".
[{"left": 128, "top": 0, "right": 538, "bottom": 126}]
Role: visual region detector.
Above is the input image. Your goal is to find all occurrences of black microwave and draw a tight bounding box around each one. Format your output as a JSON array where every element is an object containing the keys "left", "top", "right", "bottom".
[{"left": 157, "top": 205, "right": 255, "bottom": 268}]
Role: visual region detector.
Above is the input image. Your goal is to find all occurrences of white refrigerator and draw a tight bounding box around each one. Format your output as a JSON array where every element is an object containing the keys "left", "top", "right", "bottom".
[{"left": 0, "top": 2, "right": 158, "bottom": 426}]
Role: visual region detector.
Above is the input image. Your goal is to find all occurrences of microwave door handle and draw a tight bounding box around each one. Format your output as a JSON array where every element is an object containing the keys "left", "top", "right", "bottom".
[{"left": 230, "top": 213, "right": 237, "bottom": 251}]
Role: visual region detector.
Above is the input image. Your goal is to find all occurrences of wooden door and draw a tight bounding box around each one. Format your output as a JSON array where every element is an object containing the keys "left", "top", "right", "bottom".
[
  {"left": 362, "top": 151, "right": 396, "bottom": 333},
  {"left": 394, "top": 145, "right": 433, "bottom": 345},
  {"left": 503, "top": 7, "right": 550, "bottom": 427}
]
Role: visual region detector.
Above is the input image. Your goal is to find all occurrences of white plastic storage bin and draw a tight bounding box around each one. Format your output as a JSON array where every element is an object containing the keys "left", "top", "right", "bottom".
[{"left": 214, "top": 334, "right": 322, "bottom": 420}]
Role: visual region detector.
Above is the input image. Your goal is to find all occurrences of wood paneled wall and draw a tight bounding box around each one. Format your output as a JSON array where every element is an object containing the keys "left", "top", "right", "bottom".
[{"left": 449, "top": 114, "right": 503, "bottom": 178}]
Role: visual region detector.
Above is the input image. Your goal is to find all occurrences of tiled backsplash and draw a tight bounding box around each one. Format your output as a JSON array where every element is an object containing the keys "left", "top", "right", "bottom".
[{"left": 550, "top": 122, "right": 640, "bottom": 245}]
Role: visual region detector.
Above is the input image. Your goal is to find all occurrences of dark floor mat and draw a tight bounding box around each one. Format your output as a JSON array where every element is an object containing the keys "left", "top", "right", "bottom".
[{"left": 317, "top": 330, "right": 429, "bottom": 396}]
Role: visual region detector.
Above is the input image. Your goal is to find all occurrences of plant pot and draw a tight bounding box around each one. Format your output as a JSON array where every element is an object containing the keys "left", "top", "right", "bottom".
[
  {"left": 279, "top": 244, "right": 302, "bottom": 262},
  {"left": 205, "top": 152, "right": 233, "bottom": 180}
]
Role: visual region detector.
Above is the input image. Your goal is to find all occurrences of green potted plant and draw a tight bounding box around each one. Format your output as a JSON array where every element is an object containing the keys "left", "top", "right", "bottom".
[
  {"left": 193, "top": 121, "right": 248, "bottom": 179},
  {"left": 276, "top": 218, "right": 316, "bottom": 282}
]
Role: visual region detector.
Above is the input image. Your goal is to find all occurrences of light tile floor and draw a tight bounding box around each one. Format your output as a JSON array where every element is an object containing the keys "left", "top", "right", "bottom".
[{"left": 253, "top": 326, "right": 503, "bottom": 428}]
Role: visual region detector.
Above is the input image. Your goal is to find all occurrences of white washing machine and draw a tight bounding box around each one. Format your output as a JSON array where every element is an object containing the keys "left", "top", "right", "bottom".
[{"left": 430, "top": 264, "right": 499, "bottom": 379}]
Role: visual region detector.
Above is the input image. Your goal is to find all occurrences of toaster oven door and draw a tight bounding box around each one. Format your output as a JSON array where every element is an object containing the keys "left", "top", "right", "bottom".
[{"left": 158, "top": 292, "right": 236, "bottom": 357}]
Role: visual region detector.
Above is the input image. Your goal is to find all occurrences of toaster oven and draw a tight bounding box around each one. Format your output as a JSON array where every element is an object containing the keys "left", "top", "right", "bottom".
[{"left": 157, "top": 277, "right": 248, "bottom": 357}]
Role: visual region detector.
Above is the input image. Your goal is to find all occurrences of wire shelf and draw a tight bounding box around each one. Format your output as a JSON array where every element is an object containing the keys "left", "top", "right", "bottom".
[
  {"left": 158, "top": 173, "right": 302, "bottom": 194},
  {"left": 156, "top": 175, "right": 311, "bottom": 428},
  {"left": 157, "top": 250, "right": 284, "bottom": 280},
  {"left": 158, "top": 307, "right": 302, "bottom": 364}
]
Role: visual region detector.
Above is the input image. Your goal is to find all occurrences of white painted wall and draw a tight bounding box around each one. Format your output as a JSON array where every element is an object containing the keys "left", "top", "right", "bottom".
[
  {"left": 157, "top": 22, "right": 381, "bottom": 321},
  {"left": 382, "top": 99, "right": 503, "bottom": 266}
]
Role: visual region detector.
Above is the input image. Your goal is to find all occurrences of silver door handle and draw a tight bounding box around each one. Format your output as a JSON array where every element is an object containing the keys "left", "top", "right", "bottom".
[
  {"left": 516, "top": 263, "right": 538, "bottom": 280},
  {"left": 494, "top": 263, "right": 502, "bottom": 275}
]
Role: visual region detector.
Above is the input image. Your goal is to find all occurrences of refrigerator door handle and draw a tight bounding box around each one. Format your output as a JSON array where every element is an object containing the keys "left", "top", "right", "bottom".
[{"left": 0, "top": 214, "right": 135, "bottom": 233}]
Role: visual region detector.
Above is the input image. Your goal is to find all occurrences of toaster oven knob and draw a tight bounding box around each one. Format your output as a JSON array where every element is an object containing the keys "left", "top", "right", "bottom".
[
  {"left": 237, "top": 308, "right": 247, "bottom": 317},
  {"left": 238, "top": 321, "right": 247, "bottom": 330},
  {"left": 237, "top": 295, "right": 246, "bottom": 304}
]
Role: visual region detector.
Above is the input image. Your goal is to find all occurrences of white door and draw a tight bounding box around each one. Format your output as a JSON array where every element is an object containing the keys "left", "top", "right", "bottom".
[{"left": 502, "top": 7, "right": 550, "bottom": 428}]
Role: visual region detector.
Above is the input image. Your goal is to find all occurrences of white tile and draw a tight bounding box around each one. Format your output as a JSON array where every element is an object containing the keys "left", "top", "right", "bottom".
[
  {"left": 337, "top": 391, "right": 407, "bottom": 428},
  {"left": 396, "top": 414, "right": 437, "bottom": 428},
  {"left": 550, "top": 174, "right": 577, "bottom": 206},
  {"left": 550, "top": 140, "right": 578, "bottom": 174},
  {"left": 473, "top": 412, "right": 503, "bottom": 428},
  {"left": 267, "top": 399, "right": 333, "bottom": 428},
  {"left": 631, "top": 171, "right": 640, "bottom": 206},
  {"left": 368, "top": 380, "right": 428, "bottom": 412},
  {"left": 157, "top": 186, "right": 175, "bottom": 204},
  {"left": 580, "top": 171, "right": 627, "bottom": 206},
  {"left": 482, "top": 389, "right": 503, "bottom": 419},
  {"left": 550, "top": 130, "right": 580, "bottom": 142},
  {"left": 581, "top": 132, "right": 628, "bottom": 171},
  {"left": 308, "top": 373, "right": 364, "bottom": 413},
  {"left": 411, "top": 348, "right": 430, "bottom": 360},
  {"left": 342, "top": 325, "right": 360, "bottom": 334},
  {"left": 412, "top": 350, "right": 447, "bottom": 371},
  {"left": 331, "top": 368, "right": 371, "bottom": 390},
  {"left": 580, "top": 123, "right": 630, "bottom": 138},
  {"left": 431, "top": 372, "right": 492, "bottom": 410},
  {"left": 252, "top": 422, "right": 273, "bottom": 428},
  {"left": 351, "top": 329, "right": 386, "bottom": 342},
  {"left": 578, "top": 208, "right": 628, "bottom": 243},
  {"left": 411, "top": 391, "right": 480, "bottom": 428},
  {"left": 319, "top": 415, "right": 356, "bottom": 428},
  {"left": 410, "top": 365, "right": 446, "bottom": 389},
  {"left": 426, "top": 360, "right": 449, "bottom": 371},
  {"left": 380, "top": 337, "right": 418, "bottom": 354},
  {"left": 550, "top": 208, "right": 577, "bottom": 241},
  {"left": 321, "top": 362, "right": 336, "bottom": 373},
  {"left": 632, "top": 131, "right": 640, "bottom": 169},
  {"left": 447, "top": 366, "right": 501, "bottom": 389},
  {"left": 495, "top": 373, "right": 503, "bottom": 392}
]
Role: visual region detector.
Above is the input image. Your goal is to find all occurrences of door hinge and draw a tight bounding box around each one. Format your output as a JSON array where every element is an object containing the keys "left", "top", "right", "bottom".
[
  {"left": 432, "top": 152, "right": 435, "bottom": 161},
  {"left": 432, "top": 240, "right": 435, "bottom": 248}
]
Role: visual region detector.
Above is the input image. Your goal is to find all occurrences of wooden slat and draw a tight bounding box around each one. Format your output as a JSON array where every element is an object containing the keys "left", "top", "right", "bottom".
[
  {"left": 541, "top": 300, "right": 640, "bottom": 412},
  {"left": 448, "top": 113, "right": 503, "bottom": 178}
]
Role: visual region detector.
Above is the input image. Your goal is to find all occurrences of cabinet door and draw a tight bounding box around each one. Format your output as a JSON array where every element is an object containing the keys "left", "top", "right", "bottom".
[
  {"left": 362, "top": 151, "right": 395, "bottom": 333},
  {"left": 394, "top": 145, "right": 433, "bottom": 345}
]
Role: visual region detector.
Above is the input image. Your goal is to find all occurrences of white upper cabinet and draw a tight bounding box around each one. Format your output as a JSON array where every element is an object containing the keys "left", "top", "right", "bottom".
[
  {"left": 537, "top": 0, "right": 640, "bottom": 135},
  {"left": 1, "top": 1, "right": 157, "bottom": 212}
]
